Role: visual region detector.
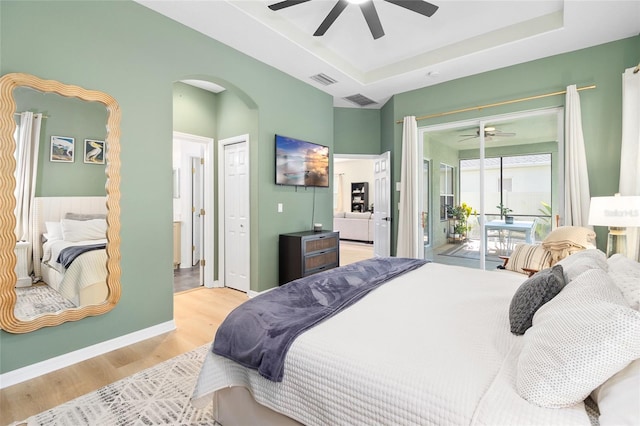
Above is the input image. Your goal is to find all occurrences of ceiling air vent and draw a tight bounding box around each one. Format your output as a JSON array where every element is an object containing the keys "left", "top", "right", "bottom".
[
  {"left": 309, "top": 73, "right": 338, "bottom": 86},
  {"left": 343, "top": 94, "right": 377, "bottom": 107}
]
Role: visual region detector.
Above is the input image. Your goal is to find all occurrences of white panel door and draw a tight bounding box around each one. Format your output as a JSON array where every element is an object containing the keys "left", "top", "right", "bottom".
[
  {"left": 224, "top": 141, "right": 250, "bottom": 292},
  {"left": 373, "top": 151, "right": 391, "bottom": 257},
  {"left": 191, "top": 157, "right": 203, "bottom": 268}
]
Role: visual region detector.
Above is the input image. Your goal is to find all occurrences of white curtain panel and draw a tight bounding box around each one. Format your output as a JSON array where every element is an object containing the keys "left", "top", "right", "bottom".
[
  {"left": 396, "top": 116, "right": 421, "bottom": 258},
  {"left": 620, "top": 67, "right": 640, "bottom": 260},
  {"left": 14, "top": 112, "right": 42, "bottom": 244},
  {"left": 564, "top": 85, "right": 592, "bottom": 227}
]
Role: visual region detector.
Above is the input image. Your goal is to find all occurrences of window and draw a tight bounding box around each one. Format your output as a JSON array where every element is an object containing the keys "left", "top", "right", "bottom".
[
  {"left": 461, "top": 154, "right": 552, "bottom": 218},
  {"left": 439, "top": 163, "right": 454, "bottom": 220}
]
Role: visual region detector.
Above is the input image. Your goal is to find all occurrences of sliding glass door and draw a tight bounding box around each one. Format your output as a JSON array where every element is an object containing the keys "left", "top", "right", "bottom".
[{"left": 420, "top": 108, "right": 563, "bottom": 270}]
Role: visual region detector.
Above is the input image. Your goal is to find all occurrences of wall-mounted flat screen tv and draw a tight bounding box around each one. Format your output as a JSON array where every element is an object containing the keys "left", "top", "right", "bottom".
[{"left": 275, "top": 134, "right": 329, "bottom": 188}]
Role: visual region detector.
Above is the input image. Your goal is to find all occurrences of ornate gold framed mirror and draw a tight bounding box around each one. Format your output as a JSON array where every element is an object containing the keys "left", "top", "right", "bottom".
[{"left": 0, "top": 73, "right": 121, "bottom": 333}]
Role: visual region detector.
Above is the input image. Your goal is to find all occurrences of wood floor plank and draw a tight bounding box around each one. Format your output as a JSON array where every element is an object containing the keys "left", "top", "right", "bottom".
[{"left": 0, "top": 287, "right": 247, "bottom": 426}]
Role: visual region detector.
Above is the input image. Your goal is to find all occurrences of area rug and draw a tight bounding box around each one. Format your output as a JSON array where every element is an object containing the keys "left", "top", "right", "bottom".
[
  {"left": 438, "top": 240, "right": 504, "bottom": 262},
  {"left": 12, "top": 344, "right": 214, "bottom": 426},
  {"left": 14, "top": 284, "right": 76, "bottom": 320}
]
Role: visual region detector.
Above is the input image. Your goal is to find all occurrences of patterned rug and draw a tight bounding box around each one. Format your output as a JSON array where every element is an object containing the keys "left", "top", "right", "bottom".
[
  {"left": 12, "top": 344, "right": 214, "bottom": 426},
  {"left": 14, "top": 284, "right": 76, "bottom": 320}
]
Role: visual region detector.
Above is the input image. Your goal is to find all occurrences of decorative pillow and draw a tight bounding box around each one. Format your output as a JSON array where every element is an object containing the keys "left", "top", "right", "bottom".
[
  {"left": 591, "top": 359, "right": 640, "bottom": 426},
  {"left": 61, "top": 218, "right": 107, "bottom": 242},
  {"left": 509, "top": 264, "right": 565, "bottom": 335},
  {"left": 505, "top": 243, "right": 551, "bottom": 274},
  {"left": 607, "top": 254, "right": 640, "bottom": 310},
  {"left": 516, "top": 269, "right": 640, "bottom": 408},
  {"left": 542, "top": 226, "right": 596, "bottom": 264},
  {"left": 333, "top": 211, "right": 346, "bottom": 218},
  {"left": 556, "top": 248, "right": 608, "bottom": 283},
  {"left": 65, "top": 212, "right": 106, "bottom": 221},
  {"left": 345, "top": 212, "right": 371, "bottom": 219},
  {"left": 44, "top": 221, "right": 63, "bottom": 241},
  {"left": 542, "top": 226, "right": 596, "bottom": 247}
]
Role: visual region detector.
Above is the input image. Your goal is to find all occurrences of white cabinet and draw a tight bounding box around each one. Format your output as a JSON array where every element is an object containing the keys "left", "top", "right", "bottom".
[
  {"left": 173, "top": 222, "right": 181, "bottom": 269},
  {"left": 15, "top": 241, "right": 32, "bottom": 287}
]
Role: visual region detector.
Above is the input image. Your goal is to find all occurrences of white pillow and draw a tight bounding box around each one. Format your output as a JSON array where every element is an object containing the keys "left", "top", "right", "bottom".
[
  {"left": 607, "top": 254, "right": 640, "bottom": 310},
  {"left": 556, "top": 248, "right": 608, "bottom": 282},
  {"left": 61, "top": 218, "right": 107, "bottom": 242},
  {"left": 44, "top": 221, "right": 63, "bottom": 241},
  {"left": 516, "top": 269, "right": 640, "bottom": 408},
  {"left": 591, "top": 359, "right": 640, "bottom": 426}
]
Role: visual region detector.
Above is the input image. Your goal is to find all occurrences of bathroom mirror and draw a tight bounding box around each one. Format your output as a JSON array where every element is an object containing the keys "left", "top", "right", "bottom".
[{"left": 0, "top": 72, "right": 121, "bottom": 333}]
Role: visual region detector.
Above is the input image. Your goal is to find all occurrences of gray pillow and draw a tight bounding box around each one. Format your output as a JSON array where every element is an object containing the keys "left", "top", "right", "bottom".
[{"left": 509, "top": 264, "right": 565, "bottom": 335}]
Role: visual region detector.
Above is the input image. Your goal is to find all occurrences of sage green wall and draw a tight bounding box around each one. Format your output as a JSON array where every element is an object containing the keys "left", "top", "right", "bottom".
[
  {"left": 173, "top": 82, "right": 217, "bottom": 138},
  {"left": 14, "top": 88, "right": 107, "bottom": 196},
  {"left": 334, "top": 107, "right": 381, "bottom": 154},
  {"left": 0, "top": 0, "right": 332, "bottom": 373},
  {"left": 382, "top": 35, "right": 640, "bottom": 254}
]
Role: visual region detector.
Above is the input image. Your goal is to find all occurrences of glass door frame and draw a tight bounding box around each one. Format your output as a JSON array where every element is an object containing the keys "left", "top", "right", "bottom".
[{"left": 418, "top": 107, "right": 565, "bottom": 270}]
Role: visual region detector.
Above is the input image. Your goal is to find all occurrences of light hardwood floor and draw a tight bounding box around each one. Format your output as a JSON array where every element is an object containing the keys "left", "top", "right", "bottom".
[
  {"left": 0, "top": 242, "right": 373, "bottom": 425},
  {"left": 339, "top": 241, "right": 374, "bottom": 265},
  {"left": 0, "top": 287, "right": 247, "bottom": 426}
]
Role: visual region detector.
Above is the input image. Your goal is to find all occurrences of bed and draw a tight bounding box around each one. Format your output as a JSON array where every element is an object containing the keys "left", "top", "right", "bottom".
[
  {"left": 191, "top": 252, "right": 640, "bottom": 426},
  {"left": 33, "top": 196, "right": 109, "bottom": 306}
]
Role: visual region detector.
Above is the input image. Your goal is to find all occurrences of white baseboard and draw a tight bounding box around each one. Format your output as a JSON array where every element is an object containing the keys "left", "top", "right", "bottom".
[{"left": 0, "top": 320, "right": 176, "bottom": 389}]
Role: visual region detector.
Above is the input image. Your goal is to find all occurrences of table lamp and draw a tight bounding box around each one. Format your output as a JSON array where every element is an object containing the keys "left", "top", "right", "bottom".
[{"left": 588, "top": 194, "right": 640, "bottom": 257}]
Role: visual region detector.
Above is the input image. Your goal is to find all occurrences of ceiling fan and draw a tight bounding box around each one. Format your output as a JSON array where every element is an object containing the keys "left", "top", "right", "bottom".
[
  {"left": 459, "top": 127, "right": 516, "bottom": 142},
  {"left": 268, "top": 0, "right": 439, "bottom": 40}
]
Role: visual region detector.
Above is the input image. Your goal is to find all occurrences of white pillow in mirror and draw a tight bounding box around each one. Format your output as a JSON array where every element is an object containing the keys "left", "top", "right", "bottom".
[
  {"left": 591, "top": 359, "right": 640, "bottom": 426},
  {"left": 516, "top": 269, "right": 640, "bottom": 408},
  {"left": 61, "top": 218, "right": 107, "bottom": 242},
  {"left": 607, "top": 254, "right": 640, "bottom": 310},
  {"left": 44, "top": 221, "right": 63, "bottom": 241}
]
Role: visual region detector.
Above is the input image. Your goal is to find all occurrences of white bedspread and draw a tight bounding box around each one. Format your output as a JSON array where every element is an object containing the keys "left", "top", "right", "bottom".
[
  {"left": 192, "top": 262, "right": 592, "bottom": 425},
  {"left": 42, "top": 239, "right": 107, "bottom": 306}
]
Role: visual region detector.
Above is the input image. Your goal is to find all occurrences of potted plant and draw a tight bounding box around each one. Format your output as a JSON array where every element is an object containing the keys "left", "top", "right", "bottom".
[
  {"left": 447, "top": 202, "right": 474, "bottom": 240},
  {"left": 496, "top": 203, "right": 513, "bottom": 223}
]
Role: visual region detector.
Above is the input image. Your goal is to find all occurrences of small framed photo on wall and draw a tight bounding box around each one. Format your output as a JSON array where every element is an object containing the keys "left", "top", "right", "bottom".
[
  {"left": 83, "top": 139, "right": 105, "bottom": 164},
  {"left": 50, "top": 136, "right": 75, "bottom": 163}
]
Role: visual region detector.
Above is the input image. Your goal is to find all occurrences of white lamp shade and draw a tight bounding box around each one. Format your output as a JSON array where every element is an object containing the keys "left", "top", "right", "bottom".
[{"left": 588, "top": 196, "right": 640, "bottom": 227}]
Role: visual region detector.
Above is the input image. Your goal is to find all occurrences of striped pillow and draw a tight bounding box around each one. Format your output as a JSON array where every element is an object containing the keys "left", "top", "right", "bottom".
[{"left": 505, "top": 243, "right": 552, "bottom": 274}]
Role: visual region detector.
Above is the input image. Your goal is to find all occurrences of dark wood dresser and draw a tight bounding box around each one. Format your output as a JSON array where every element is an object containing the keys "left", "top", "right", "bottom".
[{"left": 279, "top": 230, "right": 340, "bottom": 285}]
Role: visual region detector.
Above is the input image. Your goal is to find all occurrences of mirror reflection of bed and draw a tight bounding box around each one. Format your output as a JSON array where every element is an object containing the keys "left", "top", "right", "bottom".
[{"left": 14, "top": 196, "right": 109, "bottom": 321}]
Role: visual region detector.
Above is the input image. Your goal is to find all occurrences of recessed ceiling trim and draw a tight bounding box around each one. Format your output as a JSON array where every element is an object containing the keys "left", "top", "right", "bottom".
[
  {"left": 365, "top": 10, "right": 565, "bottom": 83},
  {"left": 229, "top": 2, "right": 564, "bottom": 86}
]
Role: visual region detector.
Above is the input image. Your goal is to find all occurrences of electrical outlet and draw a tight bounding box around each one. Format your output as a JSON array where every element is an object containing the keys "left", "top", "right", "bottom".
[{"left": 277, "top": 203, "right": 283, "bottom": 213}]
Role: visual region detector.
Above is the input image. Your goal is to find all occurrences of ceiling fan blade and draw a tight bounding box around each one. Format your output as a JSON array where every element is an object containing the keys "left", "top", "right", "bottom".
[
  {"left": 383, "top": 0, "right": 439, "bottom": 17},
  {"left": 458, "top": 136, "right": 478, "bottom": 142},
  {"left": 359, "top": 1, "right": 384, "bottom": 39},
  {"left": 495, "top": 132, "right": 517, "bottom": 137},
  {"left": 314, "top": 0, "right": 349, "bottom": 36},
  {"left": 268, "top": 0, "right": 312, "bottom": 11}
]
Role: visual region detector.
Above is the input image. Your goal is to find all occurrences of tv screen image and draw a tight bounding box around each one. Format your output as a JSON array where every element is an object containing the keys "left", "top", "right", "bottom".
[{"left": 275, "top": 135, "right": 329, "bottom": 187}]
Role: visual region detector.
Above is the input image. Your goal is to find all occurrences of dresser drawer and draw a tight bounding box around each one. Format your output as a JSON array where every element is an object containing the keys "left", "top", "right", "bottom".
[
  {"left": 279, "top": 230, "right": 340, "bottom": 285},
  {"left": 304, "top": 249, "right": 338, "bottom": 274},
  {"left": 304, "top": 234, "right": 338, "bottom": 254}
]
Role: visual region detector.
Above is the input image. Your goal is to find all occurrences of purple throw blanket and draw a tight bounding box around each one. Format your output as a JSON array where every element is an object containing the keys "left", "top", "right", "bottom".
[
  {"left": 56, "top": 243, "right": 106, "bottom": 268},
  {"left": 212, "top": 257, "right": 428, "bottom": 382}
]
